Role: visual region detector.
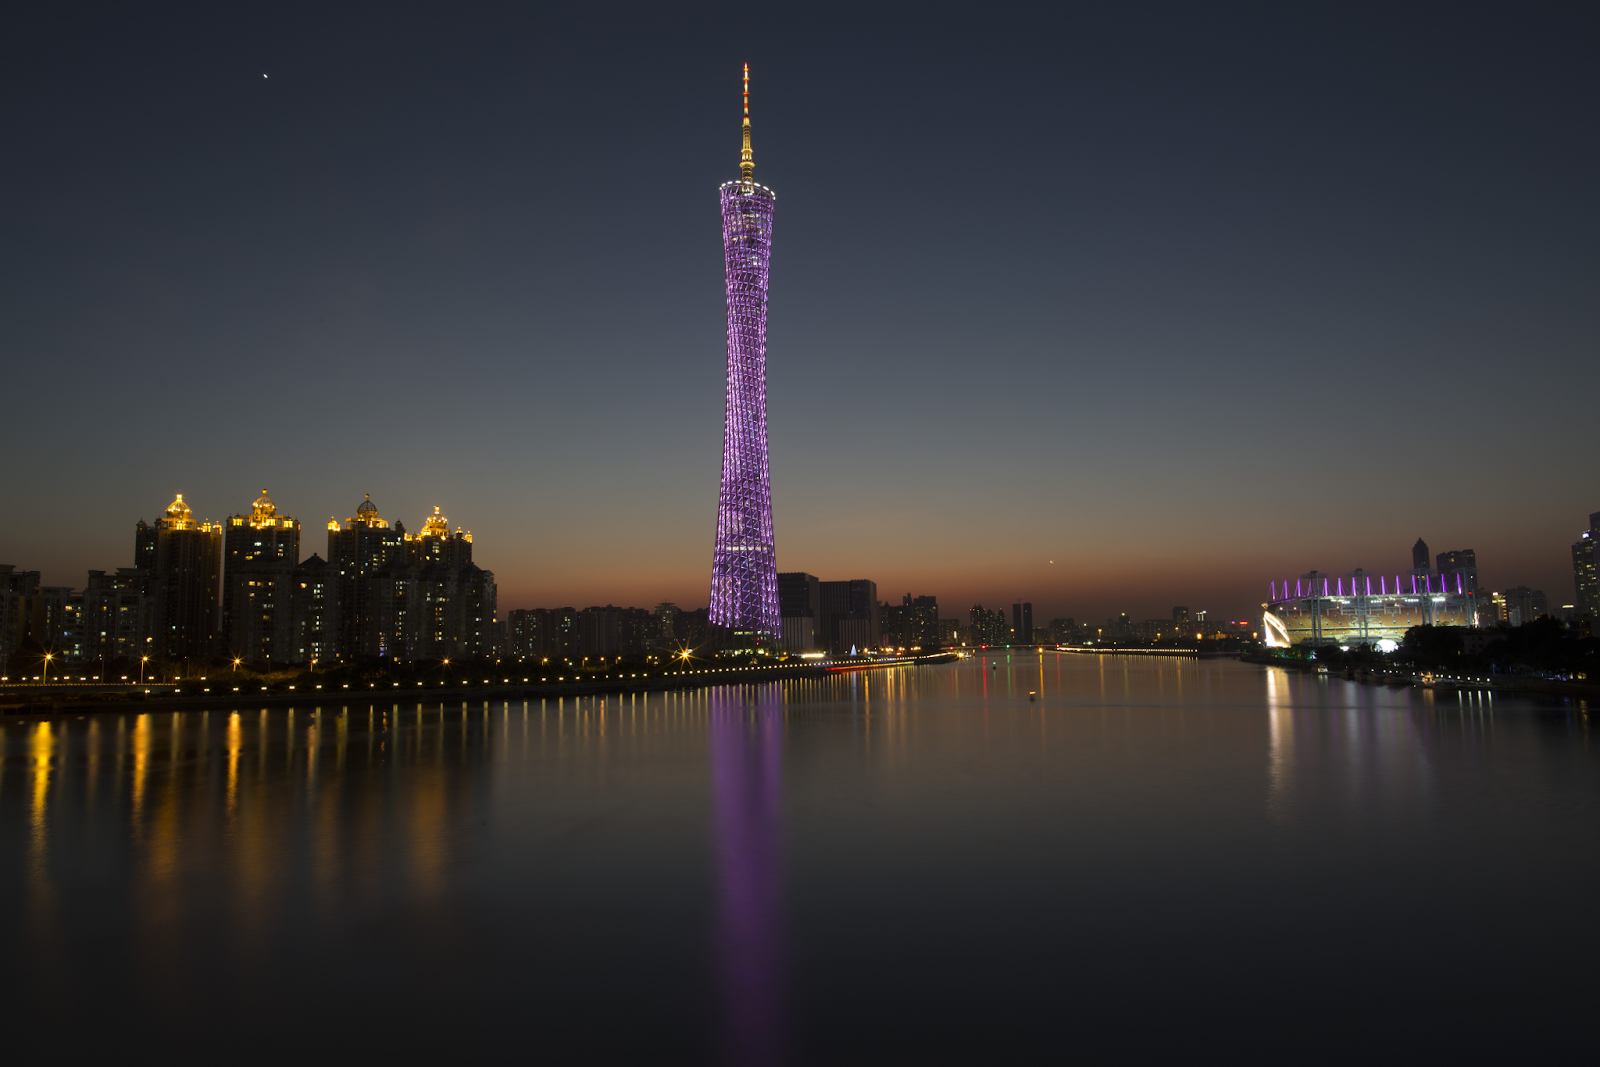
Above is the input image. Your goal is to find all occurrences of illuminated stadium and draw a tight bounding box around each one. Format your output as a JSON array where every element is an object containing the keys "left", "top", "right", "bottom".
[{"left": 1263, "top": 570, "right": 1480, "bottom": 649}]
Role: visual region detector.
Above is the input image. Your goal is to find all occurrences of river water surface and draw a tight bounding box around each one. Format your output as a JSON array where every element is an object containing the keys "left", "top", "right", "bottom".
[{"left": 3, "top": 655, "right": 1597, "bottom": 1064}]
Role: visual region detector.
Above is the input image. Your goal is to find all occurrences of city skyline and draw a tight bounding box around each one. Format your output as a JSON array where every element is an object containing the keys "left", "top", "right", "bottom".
[
  {"left": 3, "top": 5, "right": 1595, "bottom": 622},
  {"left": 7, "top": 482, "right": 1581, "bottom": 628}
]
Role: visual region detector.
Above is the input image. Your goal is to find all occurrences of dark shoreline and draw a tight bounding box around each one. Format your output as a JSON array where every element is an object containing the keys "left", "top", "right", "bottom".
[
  {"left": 0, "top": 653, "right": 963, "bottom": 719},
  {"left": 1238, "top": 651, "right": 1600, "bottom": 700}
]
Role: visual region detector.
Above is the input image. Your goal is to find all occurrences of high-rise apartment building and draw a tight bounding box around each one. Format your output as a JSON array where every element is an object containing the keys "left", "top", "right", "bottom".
[
  {"left": 1436, "top": 549, "right": 1479, "bottom": 593},
  {"left": 406, "top": 507, "right": 473, "bottom": 569},
  {"left": 1012, "top": 602, "right": 1034, "bottom": 644},
  {"left": 1503, "top": 586, "right": 1548, "bottom": 627},
  {"left": 777, "top": 572, "right": 820, "bottom": 653},
  {"left": 1570, "top": 512, "right": 1599, "bottom": 621},
  {"left": 328, "top": 496, "right": 404, "bottom": 659},
  {"left": 654, "top": 602, "right": 682, "bottom": 650},
  {"left": 290, "top": 554, "right": 339, "bottom": 665},
  {"left": 819, "top": 579, "right": 878, "bottom": 654},
  {"left": 408, "top": 507, "right": 492, "bottom": 661},
  {"left": 904, "top": 595, "right": 940, "bottom": 647},
  {"left": 507, "top": 607, "right": 579, "bottom": 662},
  {"left": 1482, "top": 592, "right": 1508, "bottom": 627},
  {"left": 145, "top": 494, "right": 222, "bottom": 661},
  {"left": 80, "top": 568, "right": 163, "bottom": 667},
  {"left": 134, "top": 520, "right": 157, "bottom": 573},
  {"left": 968, "top": 605, "right": 1010, "bottom": 645},
  {"left": 708, "top": 65, "right": 781, "bottom": 651},
  {"left": 224, "top": 491, "right": 301, "bottom": 664},
  {"left": 0, "top": 566, "right": 77, "bottom": 675}
]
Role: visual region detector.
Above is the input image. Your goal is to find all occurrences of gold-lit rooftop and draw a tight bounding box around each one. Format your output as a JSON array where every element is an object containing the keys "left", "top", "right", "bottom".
[
  {"left": 344, "top": 494, "right": 389, "bottom": 529},
  {"left": 421, "top": 506, "right": 451, "bottom": 538}
]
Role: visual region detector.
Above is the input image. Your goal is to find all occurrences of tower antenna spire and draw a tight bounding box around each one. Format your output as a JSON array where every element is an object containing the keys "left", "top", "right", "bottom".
[{"left": 740, "top": 62, "right": 754, "bottom": 182}]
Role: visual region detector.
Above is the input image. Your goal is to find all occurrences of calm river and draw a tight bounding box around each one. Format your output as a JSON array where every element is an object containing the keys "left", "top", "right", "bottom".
[{"left": 3, "top": 655, "right": 1596, "bottom": 1064}]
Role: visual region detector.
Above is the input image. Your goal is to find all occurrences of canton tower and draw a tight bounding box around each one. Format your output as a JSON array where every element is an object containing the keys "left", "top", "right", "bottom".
[{"left": 708, "top": 64, "right": 780, "bottom": 649}]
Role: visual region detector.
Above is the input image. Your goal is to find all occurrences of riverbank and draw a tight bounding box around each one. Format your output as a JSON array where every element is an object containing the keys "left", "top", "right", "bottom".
[
  {"left": 0, "top": 652, "right": 964, "bottom": 718},
  {"left": 0, "top": 662, "right": 816, "bottom": 717},
  {"left": 1054, "top": 646, "right": 1238, "bottom": 659},
  {"left": 1239, "top": 651, "right": 1600, "bottom": 700}
]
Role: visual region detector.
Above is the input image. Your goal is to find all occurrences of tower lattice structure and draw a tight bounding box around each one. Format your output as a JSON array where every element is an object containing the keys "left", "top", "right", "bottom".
[{"left": 709, "top": 64, "right": 780, "bottom": 648}]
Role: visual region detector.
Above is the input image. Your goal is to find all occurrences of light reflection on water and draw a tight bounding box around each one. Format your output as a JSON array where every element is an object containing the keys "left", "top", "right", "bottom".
[{"left": 2, "top": 658, "right": 1597, "bottom": 1063}]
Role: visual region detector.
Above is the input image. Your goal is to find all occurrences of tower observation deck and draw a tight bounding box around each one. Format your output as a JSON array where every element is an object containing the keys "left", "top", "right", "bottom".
[{"left": 708, "top": 64, "right": 780, "bottom": 650}]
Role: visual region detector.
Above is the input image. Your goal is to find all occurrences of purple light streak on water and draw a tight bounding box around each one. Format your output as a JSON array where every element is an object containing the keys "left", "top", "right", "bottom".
[
  {"left": 710, "top": 688, "right": 787, "bottom": 1066},
  {"left": 708, "top": 182, "right": 781, "bottom": 643}
]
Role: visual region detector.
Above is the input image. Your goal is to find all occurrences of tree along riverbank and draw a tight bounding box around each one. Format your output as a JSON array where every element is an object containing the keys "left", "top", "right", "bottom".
[{"left": 1240, "top": 651, "right": 1600, "bottom": 700}]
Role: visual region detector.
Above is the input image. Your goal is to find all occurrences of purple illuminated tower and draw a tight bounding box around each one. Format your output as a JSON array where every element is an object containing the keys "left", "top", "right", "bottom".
[{"left": 709, "top": 64, "right": 780, "bottom": 650}]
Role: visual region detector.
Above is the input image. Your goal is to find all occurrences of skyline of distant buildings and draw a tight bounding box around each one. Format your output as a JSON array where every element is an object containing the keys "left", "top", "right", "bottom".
[
  {"left": 2, "top": 496, "right": 1593, "bottom": 675},
  {"left": 0, "top": 491, "right": 497, "bottom": 677}
]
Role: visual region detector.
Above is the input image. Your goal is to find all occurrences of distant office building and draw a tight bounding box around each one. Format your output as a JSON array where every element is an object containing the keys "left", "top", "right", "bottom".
[
  {"left": 1012, "top": 601, "right": 1033, "bottom": 644},
  {"left": 1436, "top": 549, "right": 1479, "bottom": 593},
  {"left": 145, "top": 494, "right": 222, "bottom": 661},
  {"left": 1412, "top": 538, "right": 1430, "bottom": 572},
  {"left": 1504, "top": 586, "right": 1548, "bottom": 627},
  {"left": 939, "top": 618, "right": 961, "bottom": 644},
  {"left": 224, "top": 491, "right": 301, "bottom": 664},
  {"left": 1172, "top": 606, "right": 1191, "bottom": 627},
  {"left": 777, "top": 572, "right": 821, "bottom": 653},
  {"left": 820, "top": 580, "right": 878, "bottom": 654},
  {"left": 1572, "top": 512, "right": 1599, "bottom": 622}
]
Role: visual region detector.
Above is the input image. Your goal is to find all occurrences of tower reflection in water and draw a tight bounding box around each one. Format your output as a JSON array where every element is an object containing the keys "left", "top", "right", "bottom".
[{"left": 709, "top": 685, "right": 787, "bottom": 1067}]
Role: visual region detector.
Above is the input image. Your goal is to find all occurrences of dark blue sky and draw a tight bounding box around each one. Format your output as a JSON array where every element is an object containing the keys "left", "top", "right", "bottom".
[{"left": 3, "top": 1, "right": 1596, "bottom": 622}]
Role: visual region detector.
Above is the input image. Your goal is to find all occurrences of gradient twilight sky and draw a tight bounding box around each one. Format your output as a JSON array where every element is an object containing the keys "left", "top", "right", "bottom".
[{"left": 3, "top": 2, "right": 1596, "bottom": 624}]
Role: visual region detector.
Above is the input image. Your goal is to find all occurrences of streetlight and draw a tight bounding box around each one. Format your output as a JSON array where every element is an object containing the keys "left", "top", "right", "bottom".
[
  {"left": 42, "top": 652, "right": 54, "bottom": 684},
  {"left": 233, "top": 658, "right": 242, "bottom": 672},
  {"left": 140, "top": 655, "right": 149, "bottom": 685}
]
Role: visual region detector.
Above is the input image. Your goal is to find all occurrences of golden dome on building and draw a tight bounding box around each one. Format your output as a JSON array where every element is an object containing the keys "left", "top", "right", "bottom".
[
  {"left": 347, "top": 494, "right": 388, "bottom": 529},
  {"left": 163, "top": 493, "right": 194, "bottom": 529},
  {"left": 421, "top": 506, "right": 451, "bottom": 538},
  {"left": 251, "top": 489, "right": 277, "bottom": 524}
]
